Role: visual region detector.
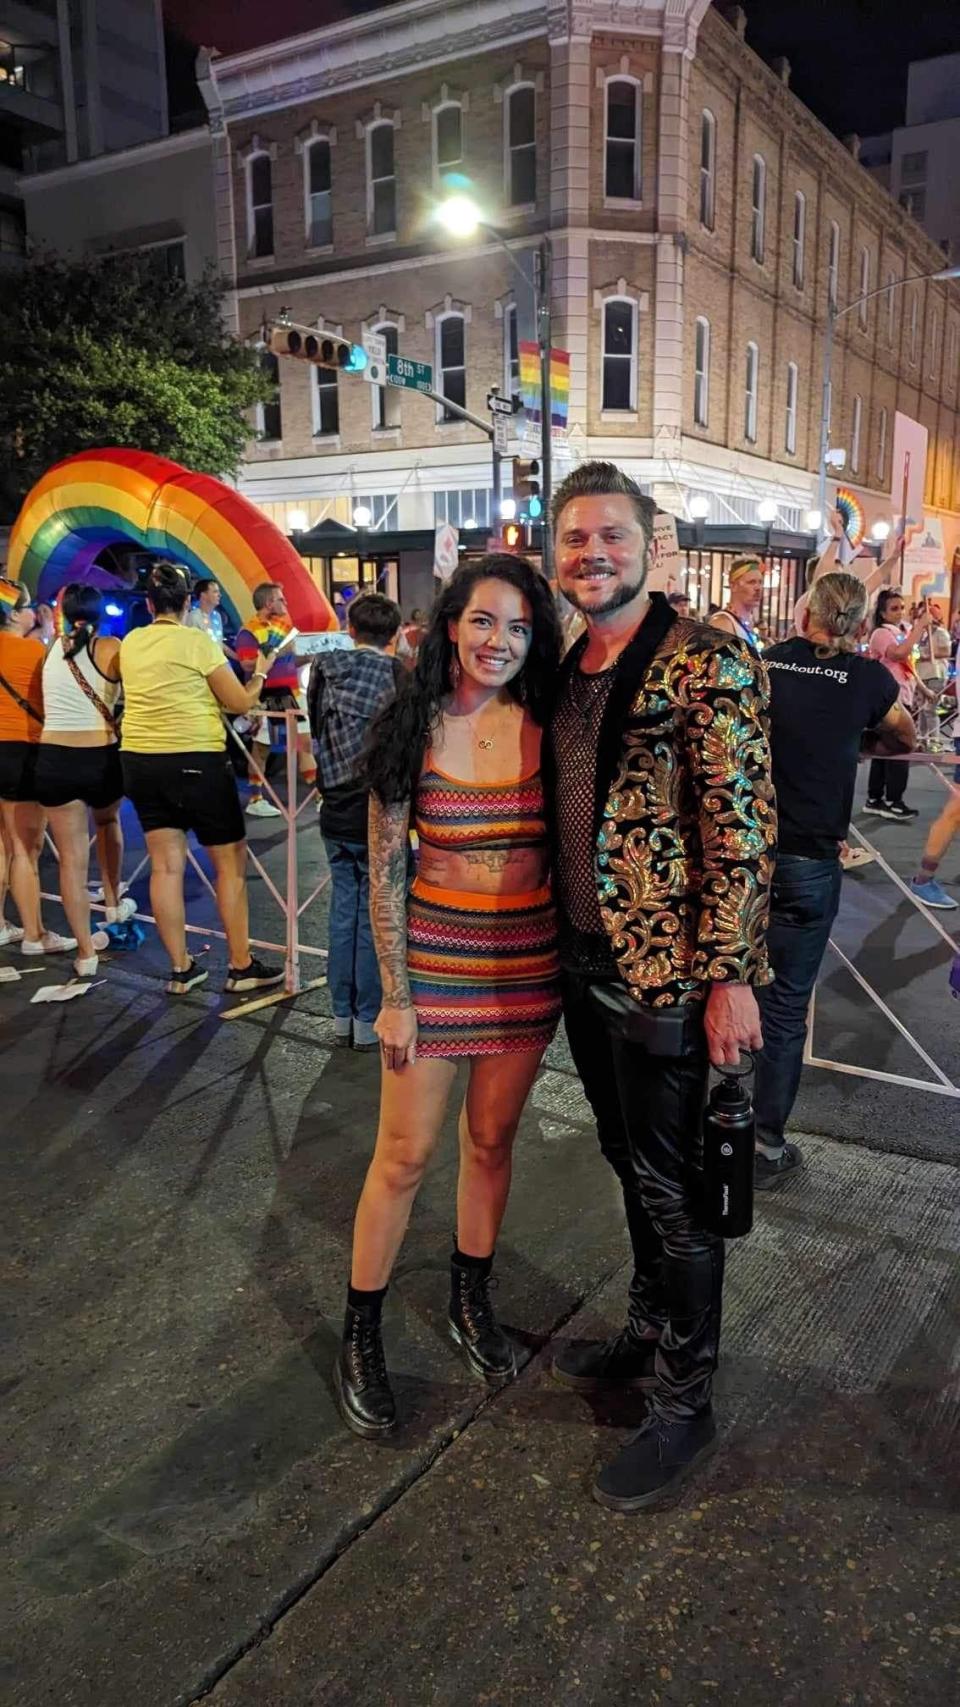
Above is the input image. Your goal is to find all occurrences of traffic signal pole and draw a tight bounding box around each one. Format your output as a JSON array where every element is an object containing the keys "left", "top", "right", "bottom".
[{"left": 537, "top": 238, "right": 553, "bottom": 578}]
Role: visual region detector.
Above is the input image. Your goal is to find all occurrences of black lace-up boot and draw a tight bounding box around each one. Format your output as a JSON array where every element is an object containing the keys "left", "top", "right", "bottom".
[
  {"left": 448, "top": 1249, "right": 517, "bottom": 1381},
  {"left": 334, "top": 1299, "right": 397, "bottom": 1438}
]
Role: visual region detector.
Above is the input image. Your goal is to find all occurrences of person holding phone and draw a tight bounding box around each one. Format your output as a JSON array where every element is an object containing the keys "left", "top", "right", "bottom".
[
  {"left": 119, "top": 563, "right": 285, "bottom": 996},
  {"left": 235, "top": 582, "right": 316, "bottom": 817},
  {"left": 865, "top": 590, "right": 931, "bottom": 819}
]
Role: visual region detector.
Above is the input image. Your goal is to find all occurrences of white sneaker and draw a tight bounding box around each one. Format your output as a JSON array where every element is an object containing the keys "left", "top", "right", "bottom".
[
  {"left": 22, "top": 931, "right": 78, "bottom": 956},
  {"left": 246, "top": 797, "right": 283, "bottom": 818},
  {"left": 105, "top": 897, "right": 137, "bottom": 924},
  {"left": 73, "top": 955, "right": 99, "bottom": 979},
  {"left": 0, "top": 922, "right": 24, "bottom": 947},
  {"left": 90, "top": 881, "right": 129, "bottom": 903}
]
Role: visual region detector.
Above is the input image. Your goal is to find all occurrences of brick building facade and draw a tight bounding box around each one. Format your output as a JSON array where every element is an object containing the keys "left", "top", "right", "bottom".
[{"left": 202, "top": 0, "right": 960, "bottom": 605}]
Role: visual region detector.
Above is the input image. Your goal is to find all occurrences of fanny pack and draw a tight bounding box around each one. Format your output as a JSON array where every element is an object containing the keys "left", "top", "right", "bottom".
[
  {"left": 587, "top": 979, "right": 704, "bottom": 1058},
  {"left": 0, "top": 668, "right": 42, "bottom": 724}
]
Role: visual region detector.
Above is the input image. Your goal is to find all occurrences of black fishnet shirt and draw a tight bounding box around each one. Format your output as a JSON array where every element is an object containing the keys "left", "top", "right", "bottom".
[{"left": 551, "top": 661, "right": 619, "bottom": 977}]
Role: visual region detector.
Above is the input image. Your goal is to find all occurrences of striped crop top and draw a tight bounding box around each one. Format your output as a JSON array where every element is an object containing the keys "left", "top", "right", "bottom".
[{"left": 414, "top": 763, "right": 549, "bottom": 855}]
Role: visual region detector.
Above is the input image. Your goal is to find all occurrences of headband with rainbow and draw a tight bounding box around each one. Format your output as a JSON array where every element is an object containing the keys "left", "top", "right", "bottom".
[
  {"left": 729, "top": 557, "right": 764, "bottom": 585},
  {"left": 0, "top": 576, "right": 25, "bottom": 614},
  {"left": 7, "top": 448, "right": 337, "bottom": 632}
]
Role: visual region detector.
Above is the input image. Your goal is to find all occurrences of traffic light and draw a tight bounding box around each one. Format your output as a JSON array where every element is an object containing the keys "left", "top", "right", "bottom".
[
  {"left": 266, "top": 322, "right": 367, "bottom": 373},
  {"left": 501, "top": 521, "right": 530, "bottom": 554},
  {"left": 512, "top": 457, "right": 542, "bottom": 520}
]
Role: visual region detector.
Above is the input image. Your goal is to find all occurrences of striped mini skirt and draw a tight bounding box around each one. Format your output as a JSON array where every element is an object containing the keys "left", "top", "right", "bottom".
[{"left": 406, "top": 878, "right": 562, "bottom": 1059}]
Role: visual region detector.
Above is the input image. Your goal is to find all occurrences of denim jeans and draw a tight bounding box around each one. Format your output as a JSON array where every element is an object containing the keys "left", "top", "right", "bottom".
[
  {"left": 323, "top": 838, "right": 381, "bottom": 1023},
  {"left": 754, "top": 854, "right": 843, "bottom": 1149}
]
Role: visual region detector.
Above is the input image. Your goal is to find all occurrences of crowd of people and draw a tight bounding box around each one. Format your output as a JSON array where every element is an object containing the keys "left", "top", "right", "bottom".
[{"left": 2, "top": 460, "right": 956, "bottom": 1514}]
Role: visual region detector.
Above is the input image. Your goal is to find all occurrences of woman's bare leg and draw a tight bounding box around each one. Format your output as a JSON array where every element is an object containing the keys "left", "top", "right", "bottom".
[
  {"left": 144, "top": 827, "right": 188, "bottom": 966},
  {"left": 0, "top": 800, "right": 45, "bottom": 941},
  {"left": 46, "top": 801, "right": 94, "bottom": 958},
  {"left": 350, "top": 1056, "right": 458, "bottom": 1289},
  {"left": 455, "top": 1049, "right": 546, "bottom": 1257},
  {"left": 92, "top": 802, "right": 124, "bottom": 912},
  {"left": 206, "top": 839, "right": 250, "bottom": 967}
]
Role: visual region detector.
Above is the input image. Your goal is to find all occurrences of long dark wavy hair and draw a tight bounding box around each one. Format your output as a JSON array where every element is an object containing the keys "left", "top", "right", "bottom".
[
  {"left": 367, "top": 555, "right": 562, "bottom": 805},
  {"left": 60, "top": 583, "right": 104, "bottom": 659},
  {"left": 872, "top": 587, "right": 903, "bottom": 630}
]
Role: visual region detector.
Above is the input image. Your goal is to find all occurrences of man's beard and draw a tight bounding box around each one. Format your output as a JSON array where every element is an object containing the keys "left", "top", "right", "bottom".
[{"left": 561, "top": 563, "right": 647, "bottom": 617}]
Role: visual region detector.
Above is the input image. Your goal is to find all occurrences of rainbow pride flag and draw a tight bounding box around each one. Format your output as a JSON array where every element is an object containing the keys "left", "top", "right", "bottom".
[{"left": 519, "top": 342, "right": 570, "bottom": 429}]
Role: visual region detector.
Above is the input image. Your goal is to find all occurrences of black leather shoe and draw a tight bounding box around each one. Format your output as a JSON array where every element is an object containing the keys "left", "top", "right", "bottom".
[
  {"left": 552, "top": 1327, "right": 658, "bottom": 1391},
  {"left": 754, "top": 1141, "right": 804, "bottom": 1192},
  {"left": 593, "top": 1409, "right": 717, "bottom": 1513},
  {"left": 449, "top": 1261, "right": 516, "bottom": 1381},
  {"left": 333, "top": 1303, "right": 397, "bottom": 1438}
]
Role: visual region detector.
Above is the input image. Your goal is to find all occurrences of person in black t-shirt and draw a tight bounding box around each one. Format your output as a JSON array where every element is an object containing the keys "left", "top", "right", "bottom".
[{"left": 756, "top": 572, "right": 915, "bottom": 1188}]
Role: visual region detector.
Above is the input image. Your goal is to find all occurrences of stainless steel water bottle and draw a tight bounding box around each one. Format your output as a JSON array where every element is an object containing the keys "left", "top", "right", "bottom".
[{"left": 700, "top": 1063, "right": 755, "bottom": 1238}]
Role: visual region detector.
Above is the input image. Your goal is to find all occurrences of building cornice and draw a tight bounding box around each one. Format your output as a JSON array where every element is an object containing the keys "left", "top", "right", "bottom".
[{"left": 17, "top": 126, "right": 209, "bottom": 194}]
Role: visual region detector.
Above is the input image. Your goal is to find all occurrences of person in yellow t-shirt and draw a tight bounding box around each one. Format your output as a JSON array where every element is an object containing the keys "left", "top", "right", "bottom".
[{"left": 119, "top": 562, "right": 285, "bottom": 998}]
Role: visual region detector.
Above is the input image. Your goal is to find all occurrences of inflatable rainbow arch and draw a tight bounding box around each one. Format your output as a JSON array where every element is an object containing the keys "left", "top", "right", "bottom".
[{"left": 7, "top": 448, "right": 336, "bottom": 632}]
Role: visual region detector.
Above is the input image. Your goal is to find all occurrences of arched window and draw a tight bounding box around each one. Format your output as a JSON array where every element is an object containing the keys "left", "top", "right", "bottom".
[
  {"left": 792, "top": 190, "right": 805, "bottom": 288},
  {"left": 436, "top": 312, "right": 466, "bottom": 420},
  {"left": 699, "top": 109, "right": 716, "bottom": 230},
  {"left": 784, "top": 361, "right": 798, "bottom": 455},
  {"left": 886, "top": 271, "right": 898, "bottom": 344},
  {"left": 751, "top": 154, "right": 766, "bottom": 264},
  {"left": 851, "top": 393, "right": 862, "bottom": 472},
  {"left": 247, "top": 151, "right": 273, "bottom": 258},
  {"left": 367, "top": 120, "right": 396, "bottom": 236},
  {"left": 256, "top": 348, "right": 281, "bottom": 442},
  {"left": 505, "top": 85, "right": 536, "bottom": 206},
  {"left": 744, "top": 341, "right": 759, "bottom": 443},
  {"left": 304, "top": 138, "right": 332, "bottom": 248},
  {"left": 828, "top": 220, "right": 840, "bottom": 311},
  {"left": 877, "top": 406, "right": 888, "bottom": 481},
  {"left": 312, "top": 361, "right": 339, "bottom": 438},
  {"left": 693, "top": 316, "right": 710, "bottom": 427},
  {"left": 434, "top": 101, "right": 463, "bottom": 182},
  {"left": 908, "top": 292, "right": 919, "bottom": 363},
  {"left": 929, "top": 306, "right": 941, "bottom": 380},
  {"left": 605, "top": 77, "right": 641, "bottom": 201},
  {"left": 602, "top": 298, "right": 636, "bottom": 411},
  {"left": 372, "top": 323, "right": 401, "bottom": 430},
  {"left": 503, "top": 302, "right": 519, "bottom": 401},
  {"left": 858, "top": 248, "right": 870, "bottom": 328}
]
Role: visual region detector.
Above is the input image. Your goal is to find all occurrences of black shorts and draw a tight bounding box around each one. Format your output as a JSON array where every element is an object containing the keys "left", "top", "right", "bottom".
[
  {"left": 0, "top": 741, "right": 38, "bottom": 802},
  {"left": 34, "top": 743, "right": 124, "bottom": 810},
  {"left": 121, "top": 751, "right": 245, "bottom": 846}
]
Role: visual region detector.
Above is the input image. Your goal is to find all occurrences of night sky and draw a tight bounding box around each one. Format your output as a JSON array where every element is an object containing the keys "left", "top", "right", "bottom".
[{"left": 164, "top": 0, "right": 959, "bottom": 139}]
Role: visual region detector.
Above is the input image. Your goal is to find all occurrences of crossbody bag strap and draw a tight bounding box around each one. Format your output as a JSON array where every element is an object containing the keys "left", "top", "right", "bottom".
[
  {"left": 64, "top": 645, "right": 118, "bottom": 731},
  {"left": 0, "top": 667, "right": 43, "bottom": 723}
]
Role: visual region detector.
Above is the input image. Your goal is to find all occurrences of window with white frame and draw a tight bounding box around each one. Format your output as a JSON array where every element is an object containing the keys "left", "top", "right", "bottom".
[
  {"left": 367, "top": 120, "right": 396, "bottom": 236},
  {"left": 693, "top": 316, "right": 710, "bottom": 427},
  {"left": 366, "top": 494, "right": 398, "bottom": 529},
  {"left": 909, "top": 292, "right": 919, "bottom": 364},
  {"left": 886, "top": 272, "right": 898, "bottom": 345},
  {"left": 602, "top": 298, "right": 636, "bottom": 410},
  {"left": 434, "top": 102, "right": 463, "bottom": 182},
  {"left": 256, "top": 349, "right": 281, "bottom": 442},
  {"left": 792, "top": 190, "right": 805, "bottom": 288},
  {"left": 605, "top": 78, "right": 641, "bottom": 201},
  {"left": 929, "top": 306, "right": 940, "bottom": 380},
  {"left": 785, "top": 360, "right": 798, "bottom": 455},
  {"left": 699, "top": 109, "right": 716, "bottom": 230},
  {"left": 506, "top": 85, "right": 536, "bottom": 206},
  {"left": 751, "top": 154, "right": 766, "bottom": 264},
  {"left": 857, "top": 247, "right": 870, "bottom": 328},
  {"left": 247, "top": 151, "right": 273, "bottom": 258},
  {"left": 434, "top": 489, "right": 493, "bottom": 529},
  {"left": 437, "top": 312, "right": 466, "bottom": 420},
  {"left": 304, "top": 138, "right": 332, "bottom": 248},
  {"left": 372, "top": 324, "right": 400, "bottom": 430},
  {"left": 850, "top": 393, "right": 862, "bottom": 472},
  {"left": 503, "top": 302, "right": 520, "bottom": 401},
  {"left": 312, "top": 362, "right": 339, "bottom": 437},
  {"left": 877, "top": 405, "right": 887, "bottom": 481},
  {"left": 744, "top": 341, "right": 759, "bottom": 442},
  {"left": 828, "top": 220, "right": 840, "bottom": 311}
]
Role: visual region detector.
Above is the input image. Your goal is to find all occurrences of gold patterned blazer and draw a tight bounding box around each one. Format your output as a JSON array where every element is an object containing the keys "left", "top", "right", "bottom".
[{"left": 544, "top": 593, "right": 777, "bottom": 1007}]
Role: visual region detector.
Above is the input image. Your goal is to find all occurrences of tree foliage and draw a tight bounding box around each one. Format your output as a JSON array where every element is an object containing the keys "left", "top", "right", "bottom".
[{"left": 0, "top": 253, "right": 271, "bottom": 520}]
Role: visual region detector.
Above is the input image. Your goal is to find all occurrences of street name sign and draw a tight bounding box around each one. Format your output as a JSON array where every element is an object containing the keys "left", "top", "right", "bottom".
[{"left": 387, "top": 354, "right": 433, "bottom": 393}]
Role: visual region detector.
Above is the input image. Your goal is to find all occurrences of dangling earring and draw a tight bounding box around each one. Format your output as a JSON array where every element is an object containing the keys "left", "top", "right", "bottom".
[{"left": 450, "top": 653, "right": 462, "bottom": 690}]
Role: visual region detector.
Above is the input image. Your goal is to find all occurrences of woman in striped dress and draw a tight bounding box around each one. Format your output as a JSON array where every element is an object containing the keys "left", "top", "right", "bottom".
[{"left": 334, "top": 556, "right": 562, "bottom": 1438}]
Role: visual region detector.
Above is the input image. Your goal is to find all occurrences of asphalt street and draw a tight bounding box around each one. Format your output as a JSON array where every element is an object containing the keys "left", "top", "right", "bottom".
[{"left": 3, "top": 760, "right": 958, "bottom": 1706}]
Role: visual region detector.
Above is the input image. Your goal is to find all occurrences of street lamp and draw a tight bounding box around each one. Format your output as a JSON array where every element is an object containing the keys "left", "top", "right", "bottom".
[
  {"left": 688, "top": 493, "right": 711, "bottom": 519},
  {"left": 352, "top": 504, "right": 372, "bottom": 528},
  {"left": 816, "top": 263, "right": 960, "bottom": 529},
  {"left": 436, "top": 193, "right": 554, "bottom": 574},
  {"left": 871, "top": 519, "right": 891, "bottom": 541},
  {"left": 805, "top": 508, "right": 822, "bottom": 531},
  {"left": 757, "top": 498, "right": 779, "bottom": 523}
]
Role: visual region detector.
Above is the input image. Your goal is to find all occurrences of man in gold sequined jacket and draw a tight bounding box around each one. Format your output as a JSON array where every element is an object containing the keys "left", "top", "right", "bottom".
[{"left": 542, "top": 461, "right": 776, "bottom": 1515}]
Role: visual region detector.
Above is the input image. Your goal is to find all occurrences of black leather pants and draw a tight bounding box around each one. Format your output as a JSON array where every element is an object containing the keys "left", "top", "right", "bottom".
[{"left": 562, "top": 972, "right": 723, "bottom": 1421}]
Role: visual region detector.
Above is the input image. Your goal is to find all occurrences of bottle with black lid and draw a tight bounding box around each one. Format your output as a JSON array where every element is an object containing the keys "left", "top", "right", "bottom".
[{"left": 699, "top": 1059, "right": 755, "bottom": 1238}]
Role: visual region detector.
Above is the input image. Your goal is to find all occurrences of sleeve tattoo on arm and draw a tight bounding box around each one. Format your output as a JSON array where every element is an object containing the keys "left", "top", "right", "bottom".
[{"left": 368, "top": 795, "right": 412, "bottom": 1008}]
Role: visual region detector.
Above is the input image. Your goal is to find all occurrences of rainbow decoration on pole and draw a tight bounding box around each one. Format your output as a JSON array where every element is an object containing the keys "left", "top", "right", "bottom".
[
  {"left": 7, "top": 448, "right": 336, "bottom": 632},
  {"left": 834, "top": 486, "right": 865, "bottom": 550},
  {"left": 518, "top": 342, "right": 571, "bottom": 429}
]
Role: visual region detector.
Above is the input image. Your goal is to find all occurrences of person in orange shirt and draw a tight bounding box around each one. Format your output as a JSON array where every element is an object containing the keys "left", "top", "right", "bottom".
[{"left": 0, "top": 577, "right": 74, "bottom": 954}]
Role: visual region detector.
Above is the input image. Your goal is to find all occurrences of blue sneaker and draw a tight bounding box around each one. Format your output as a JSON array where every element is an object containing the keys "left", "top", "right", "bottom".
[{"left": 910, "top": 877, "right": 958, "bottom": 910}]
